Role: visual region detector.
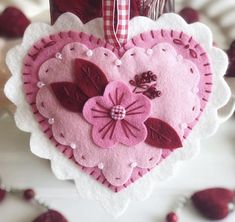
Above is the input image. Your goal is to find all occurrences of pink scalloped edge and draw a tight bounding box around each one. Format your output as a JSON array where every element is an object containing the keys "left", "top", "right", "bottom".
[{"left": 22, "top": 30, "right": 212, "bottom": 192}]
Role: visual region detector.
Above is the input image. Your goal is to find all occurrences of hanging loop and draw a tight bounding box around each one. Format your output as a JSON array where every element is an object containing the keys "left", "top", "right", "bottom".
[{"left": 102, "top": 0, "right": 130, "bottom": 47}]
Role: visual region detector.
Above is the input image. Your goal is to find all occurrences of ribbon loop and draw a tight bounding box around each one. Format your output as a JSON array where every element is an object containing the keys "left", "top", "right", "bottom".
[{"left": 102, "top": 0, "right": 130, "bottom": 47}]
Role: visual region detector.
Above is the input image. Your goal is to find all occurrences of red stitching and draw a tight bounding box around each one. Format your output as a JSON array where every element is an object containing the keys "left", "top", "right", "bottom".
[
  {"left": 179, "top": 31, "right": 183, "bottom": 38},
  {"left": 140, "top": 33, "right": 144, "bottom": 41},
  {"left": 204, "top": 63, "right": 210, "bottom": 67},
  {"left": 59, "top": 32, "right": 63, "bottom": 38},
  {"left": 90, "top": 170, "right": 95, "bottom": 176},
  {"left": 89, "top": 34, "right": 93, "bottom": 42},
  {"left": 150, "top": 30, "right": 155, "bottom": 39}
]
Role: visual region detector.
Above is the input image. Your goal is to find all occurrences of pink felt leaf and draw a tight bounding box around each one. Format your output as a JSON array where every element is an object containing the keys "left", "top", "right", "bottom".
[
  {"left": 191, "top": 188, "right": 235, "bottom": 220},
  {"left": 32, "top": 210, "right": 68, "bottom": 222},
  {"left": 51, "top": 82, "right": 88, "bottom": 113},
  {"left": 144, "top": 118, "right": 182, "bottom": 149},
  {"left": 74, "top": 59, "right": 109, "bottom": 97}
]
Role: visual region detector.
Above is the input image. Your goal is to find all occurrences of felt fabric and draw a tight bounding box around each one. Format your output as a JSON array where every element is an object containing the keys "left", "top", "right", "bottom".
[
  {"left": 145, "top": 118, "right": 182, "bottom": 149},
  {"left": 191, "top": 188, "right": 235, "bottom": 220},
  {"left": 83, "top": 80, "right": 151, "bottom": 148},
  {"left": 74, "top": 58, "right": 108, "bottom": 97},
  {"left": 22, "top": 29, "right": 211, "bottom": 188},
  {"left": 51, "top": 82, "right": 89, "bottom": 113},
  {"left": 32, "top": 210, "right": 68, "bottom": 222},
  {"left": 5, "top": 13, "right": 231, "bottom": 215},
  {"left": 36, "top": 86, "right": 161, "bottom": 187}
]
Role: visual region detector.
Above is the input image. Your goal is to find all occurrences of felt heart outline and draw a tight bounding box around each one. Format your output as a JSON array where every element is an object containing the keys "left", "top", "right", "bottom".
[
  {"left": 22, "top": 28, "right": 207, "bottom": 188},
  {"left": 4, "top": 13, "right": 230, "bottom": 216}
]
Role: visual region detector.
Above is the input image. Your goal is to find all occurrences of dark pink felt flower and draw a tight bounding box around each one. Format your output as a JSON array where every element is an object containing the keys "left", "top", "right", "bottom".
[{"left": 83, "top": 81, "right": 151, "bottom": 148}]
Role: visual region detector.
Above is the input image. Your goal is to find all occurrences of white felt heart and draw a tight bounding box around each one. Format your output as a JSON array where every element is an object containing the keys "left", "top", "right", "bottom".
[{"left": 4, "top": 13, "right": 230, "bottom": 216}]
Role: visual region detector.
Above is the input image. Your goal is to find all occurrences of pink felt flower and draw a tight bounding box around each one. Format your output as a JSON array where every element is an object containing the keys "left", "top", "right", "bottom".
[{"left": 83, "top": 81, "right": 151, "bottom": 148}]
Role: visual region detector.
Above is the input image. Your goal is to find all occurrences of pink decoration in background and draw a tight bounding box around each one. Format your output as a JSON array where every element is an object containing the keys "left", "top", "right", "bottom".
[{"left": 83, "top": 81, "right": 151, "bottom": 148}]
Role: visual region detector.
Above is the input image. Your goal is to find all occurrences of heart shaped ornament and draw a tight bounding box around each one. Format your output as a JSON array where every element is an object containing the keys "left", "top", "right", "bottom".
[{"left": 4, "top": 12, "right": 231, "bottom": 216}]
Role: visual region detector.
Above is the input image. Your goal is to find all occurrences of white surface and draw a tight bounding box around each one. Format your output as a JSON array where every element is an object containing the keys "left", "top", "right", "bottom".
[{"left": 4, "top": 12, "right": 231, "bottom": 216}]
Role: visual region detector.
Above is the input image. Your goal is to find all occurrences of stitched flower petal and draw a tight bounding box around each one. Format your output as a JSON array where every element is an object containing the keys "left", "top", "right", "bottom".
[{"left": 83, "top": 81, "right": 152, "bottom": 148}]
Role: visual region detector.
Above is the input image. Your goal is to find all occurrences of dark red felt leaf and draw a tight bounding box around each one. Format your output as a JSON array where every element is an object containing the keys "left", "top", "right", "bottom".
[
  {"left": 51, "top": 82, "right": 88, "bottom": 113},
  {"left": 32, "top": 210, "right": 68, "bottom": 222},
  {"left": 144, "top": 118, "right": 182, "bottom": 149},
  {"left": 191, "top": 188, "right": 234, "bottom": 220},
  {"left": 74, "top": 59, "right": 108, "bottom": 97}
]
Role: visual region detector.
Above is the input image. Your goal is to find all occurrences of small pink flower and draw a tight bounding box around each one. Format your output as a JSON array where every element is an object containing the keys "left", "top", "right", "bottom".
[{"left": 83, "top": 81, "right": 152, "bottom": 148}]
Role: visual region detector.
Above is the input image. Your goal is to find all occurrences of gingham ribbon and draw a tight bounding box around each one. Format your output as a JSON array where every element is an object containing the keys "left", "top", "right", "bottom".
[{"left": 102, "top": 0, "right": 130, "bottom": 47}]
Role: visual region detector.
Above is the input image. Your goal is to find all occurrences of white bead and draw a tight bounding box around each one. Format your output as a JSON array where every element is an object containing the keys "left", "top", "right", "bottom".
[
  {"left": 37, "top": 81, "right": 45, "bottom": 88},
  {"left": 192, "top": 87, "right": 199, "bottom": 93},
  {"left": 55, "top": 52, "right": 63, "bottom": 60},
  {"left": 98, "top": 163, "right": 104, "bottom": 170},
  {"left": 86, "top": 50, "right": 93, "bottom": 57},
  {"left": 130, "top": 162, "right": 137, "bottom": 168},
  {"left": 48, "top": 118, "right": 55, "bottom": 125},
  {"left": 177, "top": 55, "right": 183, "bottom": 61},
  {"left": 180, "top": 123, "right": 187, "bottom": 129},
  {"left": 146, "top": 48, "right": 153, "bottom": 55},
  {"left": 70, "top": 143, "right": 77, "bottom": 149},
  {"left": 115, "top": 59, "right": 122, "bottom": 66}
]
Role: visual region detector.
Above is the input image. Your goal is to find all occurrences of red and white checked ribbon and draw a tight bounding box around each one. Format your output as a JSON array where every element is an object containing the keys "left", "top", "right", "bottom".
[{"left": 102, "top": 0, "right": 130, "bottom": 47}]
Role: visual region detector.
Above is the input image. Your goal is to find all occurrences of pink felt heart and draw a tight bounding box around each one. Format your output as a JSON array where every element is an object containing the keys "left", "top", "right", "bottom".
[
  {"left": 23, "top": 30, "right": 212, "bottom": 191},
  {"left": 191, "top": 188, "right": 235, "bottom": 220}
]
